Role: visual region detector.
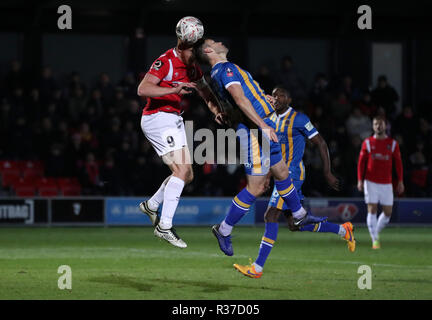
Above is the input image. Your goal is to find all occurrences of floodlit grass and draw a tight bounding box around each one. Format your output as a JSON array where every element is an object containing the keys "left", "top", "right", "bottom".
[{"left": 0, "top": 226, "right": 431, "bottom": 299}]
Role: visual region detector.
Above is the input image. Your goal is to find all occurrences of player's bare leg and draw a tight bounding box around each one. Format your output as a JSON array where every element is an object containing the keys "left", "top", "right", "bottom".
[
  {"left": 366, "top": 203, "right": 380, "bottom": 249},
  {"left": 152, "top": 146, "right": 193, "bottom": 248}
]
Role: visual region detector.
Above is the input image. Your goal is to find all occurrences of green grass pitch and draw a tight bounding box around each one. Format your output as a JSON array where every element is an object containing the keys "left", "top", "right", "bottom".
[{"left": 0, "top": 226, "right": 431, "bottom": 300}]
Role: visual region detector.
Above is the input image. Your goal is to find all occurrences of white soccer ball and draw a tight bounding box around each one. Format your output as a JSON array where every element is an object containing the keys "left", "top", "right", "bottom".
[{"left": 175, "top": 16, "right": 204, "bottom": 44}]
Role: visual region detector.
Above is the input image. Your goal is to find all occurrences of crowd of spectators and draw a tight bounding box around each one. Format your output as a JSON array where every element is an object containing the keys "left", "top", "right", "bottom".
[{"left": 1, "top": 56, "right": 431, "bottom": 198}]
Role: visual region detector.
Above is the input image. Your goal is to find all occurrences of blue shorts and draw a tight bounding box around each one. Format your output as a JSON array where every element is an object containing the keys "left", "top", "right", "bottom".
[
  {"left": 237, "top": 123, "right": 283, "bottom": 176},
  {"left": 268, "top": 179, "right": 305, "bottom": 211}
]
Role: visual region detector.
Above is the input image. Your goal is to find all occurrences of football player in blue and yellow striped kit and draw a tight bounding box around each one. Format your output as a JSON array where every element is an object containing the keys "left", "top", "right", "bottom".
[
  {"left": 194, "top": 39, "right": 328, "bottom": 278},
  {"left": 234, "top": 86, "right": 356, "bottom": 278}
]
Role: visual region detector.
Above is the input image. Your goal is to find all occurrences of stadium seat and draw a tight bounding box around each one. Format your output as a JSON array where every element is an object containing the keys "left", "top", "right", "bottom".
[
  {"left": 19, "top": 160, "right": 44, "bottom": 180},
  {"left": 1, "top": 171, "right": 21, "bottom": 187},
  {"left": 36, "top": 177, "right": 59, "bottom": 197},
  {"left": 57, "top": 177, "right": 82, "bottom": 196},
  {"left": 13, "top": 177, "right": 37, "bottom": 197},
  {"left": 0, "top": 160, "right": 20, "bottom": 173},
  {"left": 0, "top": 160, "right": 21, "bottom": 187}
]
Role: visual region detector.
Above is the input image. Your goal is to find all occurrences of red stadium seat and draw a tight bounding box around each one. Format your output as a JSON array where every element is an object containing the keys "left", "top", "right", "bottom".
[
  {"left": 0, "top": 160, "right": 21, "bottom": 187},
  {"left": 13, "top": 177, "right": 37, "bottom": 197},
  {"left": 20, "top": 160, "right": 44, "bottom": 180},
  {"left": 36, "top": 177, "right": 59, "bottom": 197},
  {"left": 1, "top": 171, "right": 21, "bottom": 187},
  {"left": 0, "top": 160, "right": 20, "bottom": 173},
  {"left": 60, "top": 185, "right": 82, "bottom": 196},
  {"left": 57, "top": 177, "right": 81, "bottom": 196}
]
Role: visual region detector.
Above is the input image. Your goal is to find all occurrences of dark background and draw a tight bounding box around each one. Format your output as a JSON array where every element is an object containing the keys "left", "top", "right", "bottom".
[{"left": 0, "top": 0, "right": 431, "bottom": 198}]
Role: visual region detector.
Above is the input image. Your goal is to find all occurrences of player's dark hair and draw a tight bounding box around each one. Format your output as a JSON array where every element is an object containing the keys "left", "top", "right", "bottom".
[
  {"left": 193, "top": 38, "right": 211, "bottom": 65},
  {"left": 373, "top": 115, "right": 386, "bottom": 122},
  {"left": 272, "top": 85, "right": 291, "bottom": 97}
]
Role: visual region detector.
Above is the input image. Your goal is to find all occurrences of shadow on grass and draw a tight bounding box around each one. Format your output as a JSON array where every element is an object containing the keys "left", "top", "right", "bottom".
[
  {"left": 90, "top": 275, "right": 154, "bottom": 292},
  {"left": 89, "top": 274, "right": 284, "bottom": 293}
]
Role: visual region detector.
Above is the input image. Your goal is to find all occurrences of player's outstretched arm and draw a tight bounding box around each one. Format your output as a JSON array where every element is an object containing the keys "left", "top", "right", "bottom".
[
  {"left": 226, "top": 84, "right": 278, "bottom": 142},
  {"left": 310, "top": 134, "right": 340, "bottom": 191},
  {"left": 195, "top": 79, "right": 227, "bottom": 125},
  {"left": 137, "top": 73, "right": 196, "bottom": 98}
]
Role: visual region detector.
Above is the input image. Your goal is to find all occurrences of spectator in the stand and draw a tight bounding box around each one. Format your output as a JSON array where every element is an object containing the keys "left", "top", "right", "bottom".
[
  {"left": 64, "top": 133, "right": 88, "bottom": 176},
  {"left": 27, "top": 88, "right": 42, "bottom": 121},
  {"left": 4, "top": 60, "right": 25, "bottom": 96},
  {"left": 68, "top": 72, "right": 87, "bottom": 96},
  {"left": 9, "top": 116, "right": 33, "bottom": 159},
  {"left": 339, "top": 75, "right": 361, "bottom": 102},
  {"left": 102, "top": 117, "right": 123, "bottom": 150},
  {"left": 54, "top": 120, "right": 71, "bottom": 147},
  {"left": 345, "top": 108, "right": 372, "bottom": 139},
  {"left": 356, "top": 91, "right": 377, "bottom": 117},
  {"left": 121, "top": 99, "right": 141, "bottom": 124},
  {"left": 371, "top": 75, "right": 399, "bottom": 119},
  {"left": 342, "top": 135, "right": 363, "bottom": 195},
  {"left": 254, "top": 65, "right": 276, "bottom": 94},
  {"left": 35, "top": 117, "right": 57, "bottom": 159},
  {"left": 330, "top": 92, "right": 352, "bottom": 124},
  {"left": 119, "top": 72, "right": 138, "bottom": 98},
  {"left": 50, "top": 89, "right": 67, "bottom": 116},
  {"left": 408, "top": 141, "right": 429, "bottom": 197},
  {"left": 80, "top": 152, "right": 101, "bottom": 195},
  {"left": 276, "top": 56, "right": 307, "bottom": 106},
  {"left": 417, "top": 118, "right": 431, "bottom": 159},
  {"left": 78, "top": 122, "right": 99, "bottom": 152},
  {"left": 99, "top": 155, "right": 124, "bottom": 195},
  {"left": 9, "top": 87, "right": 26, "bottom": 118},
  {"left": 87, "top": 89, "right": 104, "bottom": 116},
  {"left": 392, "top": 105, "right": 418, "bottom": 152},
  {"left": 0, "top": 100, "right": 13, "bottom": 135},
  {"left": 96, "top": 72, "right": 115, "bottom": 105},
  {"left": 80, "top": 105, "right": 100, "bottom": 129},
  {"left": 113, "top": 86, "right": 129, "bottom": 114},
  {"left": 43, "top": 102, "right": 62, "bottom": 125},
  {"left": 38, "top": 67, "right": 58, "bottom": 104},
  {"left": 122, "top": 120, "right": 140, "bottom": 151},
  {"left": 68, "top": 87, "right": 88, "bottom": 123},
  {"left": 310, "top": 73, "right": 331, "bottom": 107},
  {"left": 44, "top": 143, "right": 67, "bottom": 177}
]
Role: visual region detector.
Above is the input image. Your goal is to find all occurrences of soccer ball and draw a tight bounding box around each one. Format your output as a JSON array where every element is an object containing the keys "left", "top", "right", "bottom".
[{"left": 175, "top": 16, "right": 204, "bottom": 44}]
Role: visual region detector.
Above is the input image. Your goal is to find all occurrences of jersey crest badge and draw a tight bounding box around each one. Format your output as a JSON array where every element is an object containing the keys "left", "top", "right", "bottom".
[{"left": 152, "top": 60, "right": 163, "bottom": 70}]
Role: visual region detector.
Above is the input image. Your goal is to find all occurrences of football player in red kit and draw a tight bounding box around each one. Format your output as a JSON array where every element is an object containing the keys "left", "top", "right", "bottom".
[
  {"left": 357, "top": 115, "right": 404, "bottom": 249},
  {"left": 137, "top": 19, "right": 225, "bottom": 248}
]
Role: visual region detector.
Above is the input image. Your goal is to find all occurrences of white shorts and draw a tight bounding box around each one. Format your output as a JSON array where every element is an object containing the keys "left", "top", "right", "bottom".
[
  {"left": 141, "top": 112, "right": 187, "bottom": 157},
  {"left": 364, "top": 180, "right": 393, "bottom": 206}
]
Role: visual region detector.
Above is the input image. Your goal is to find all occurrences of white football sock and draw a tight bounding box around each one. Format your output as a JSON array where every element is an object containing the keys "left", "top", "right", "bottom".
[
  {"left": 218, "top": 220, "right": 233, "bottom": 237},
  {"left": 159, "top": 176, "right": 185, "bottom": 230},
  {"left": 292, "top": 206, "right": 307, "bottom": 220},
  {"left": 367, "top": 212, "right": 378, "bottom": 242},
  {"left": 253, "top": 262, "right": 263, "bottom": 272},
  {"left": 376, "top": 212, "right": 391, "bottom": 235},
  {"left": 147, "top": 176, "right": 171, "bottom": 211},
  {"left": 338, "top": 225, "right": 347, "bottom": 237}
]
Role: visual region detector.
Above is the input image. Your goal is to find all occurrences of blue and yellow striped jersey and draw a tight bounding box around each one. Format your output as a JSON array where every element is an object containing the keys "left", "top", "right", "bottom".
[
  {"left": 210, "top": 62, "right": 274, "bottom": 120},
  {"left": 264, "top": 107, "right": 319, "bottom": 181}
]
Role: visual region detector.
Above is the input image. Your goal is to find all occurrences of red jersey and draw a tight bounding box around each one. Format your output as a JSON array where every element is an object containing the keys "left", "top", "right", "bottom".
[
  {"left": 357, "top": 135, "right": 403, "bottom": 184},
  {"left": 142, "top": 48, "right": 203, "bottom": 115}
]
